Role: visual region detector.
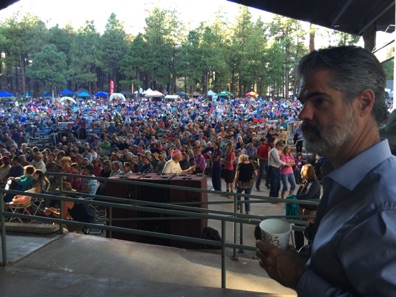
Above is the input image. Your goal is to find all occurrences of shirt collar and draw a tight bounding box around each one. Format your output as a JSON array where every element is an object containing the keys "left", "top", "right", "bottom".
[{"left": 327, "top": 139, "right": 392, "bottom": 191}]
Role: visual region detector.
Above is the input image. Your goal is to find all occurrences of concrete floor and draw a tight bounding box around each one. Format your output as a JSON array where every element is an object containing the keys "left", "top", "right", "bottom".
[{"left": 0, "top": 178, "right": 296, "bottom": 297}]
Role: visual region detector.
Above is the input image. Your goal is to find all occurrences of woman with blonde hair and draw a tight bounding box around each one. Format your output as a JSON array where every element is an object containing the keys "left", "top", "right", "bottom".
[{"left": 234, "top": 154, "right": 257, "bottom": 214}]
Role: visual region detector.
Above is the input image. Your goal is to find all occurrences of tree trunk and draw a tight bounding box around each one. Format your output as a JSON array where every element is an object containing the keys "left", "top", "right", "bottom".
[
  {"left": 309, "top": 24, "right": 315, "bottom": 52},
  {"left": 20, "top": 55, "right": 27, "bottom": 97}
]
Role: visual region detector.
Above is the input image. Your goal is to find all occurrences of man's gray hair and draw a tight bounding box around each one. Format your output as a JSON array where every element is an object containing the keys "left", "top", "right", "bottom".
[{"left": 298, "top": 46, "right": 388, "bottom": 126}]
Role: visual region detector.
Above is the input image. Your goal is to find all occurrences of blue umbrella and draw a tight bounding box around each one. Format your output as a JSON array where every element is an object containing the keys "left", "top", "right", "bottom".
[
  {"left": 94, "top": 91, "right": 108, "bottom": 97},
  {"left": 59, "top": 89, "right": 75, "bottom": 96},
  {"left": 0, "top": 90, "right": 14, "bottom": 97}
]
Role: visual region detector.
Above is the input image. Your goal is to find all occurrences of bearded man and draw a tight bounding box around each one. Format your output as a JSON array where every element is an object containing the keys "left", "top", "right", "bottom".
[{"left": 256, "top": 46, "right": 396, "bottom": 296}]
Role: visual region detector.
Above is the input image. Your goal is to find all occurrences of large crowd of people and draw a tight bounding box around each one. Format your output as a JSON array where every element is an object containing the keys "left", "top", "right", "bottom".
[{"left": 0, "top": 94, "right": 316, "bottom": 197}]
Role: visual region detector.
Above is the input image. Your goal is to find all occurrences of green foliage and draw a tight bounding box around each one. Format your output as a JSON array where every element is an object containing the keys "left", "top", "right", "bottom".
[
  {"left": 98, "top": 13, "right": 128, "bottom": 81},
  {"left": 26, "top": 44, "right": 68, "bottom": 89},
  {"left": 383, "top": 59, "right": 394, "bottom": 80},
  {"left": 68, "top": 20, "right": 100, "bottom": 89},
  {"left": 0, "top": 5, "right": 363, "bottom": 98}
]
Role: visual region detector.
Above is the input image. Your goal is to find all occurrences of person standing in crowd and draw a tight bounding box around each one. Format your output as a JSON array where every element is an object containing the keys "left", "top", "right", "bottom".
[
  {"left": 234, "top": 154, "right": 257, "bottom": 214},
  {"left": 293, "top": 152, "right": 305, "bottom": 184},
  {"left": 246, "top": 142, "right": 257, "bottom": 161},
  {"left": 293, "top": 122, "right": 303, "bottom": 153},
  {"left": 256, "top": 138, "right": 270, "bottom": 191},
  {"left": 256, "top": 46, "right": 396, "bottom": 296},
  {"left": 222, "top": 141, "right": 235, "bottom": 196},
  {"left": 193, "top": 147, "right": 206, "bottom": 174},
  {"left": 211, "top": 143, "right": 222, "bottom": 191},
  {"left": 279, "top": 145, "right": 296, "bottom": 199},
  {"left": 294, "top": 163, "right": 321, "bottom": 250},
  {"left": 267, "top": 141, "right": 289, "bottom": 198}
]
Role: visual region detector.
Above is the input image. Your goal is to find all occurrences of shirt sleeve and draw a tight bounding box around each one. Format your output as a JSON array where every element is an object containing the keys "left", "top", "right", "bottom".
[
  {"left": 297, "top": 209, "right": 396, "bottom": 296},
  {"left": 270, "top": 150, "right": 286, "bottom": 166}
]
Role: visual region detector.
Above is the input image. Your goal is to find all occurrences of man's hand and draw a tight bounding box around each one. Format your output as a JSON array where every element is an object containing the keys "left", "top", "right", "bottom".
[{"left": 256, "top": 240, "right": 307, "bottom": 290}]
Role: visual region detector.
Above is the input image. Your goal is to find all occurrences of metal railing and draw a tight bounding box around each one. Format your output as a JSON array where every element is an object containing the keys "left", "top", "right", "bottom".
[{"left": 0, "top": 172, "right": 319, "bottom": 289}]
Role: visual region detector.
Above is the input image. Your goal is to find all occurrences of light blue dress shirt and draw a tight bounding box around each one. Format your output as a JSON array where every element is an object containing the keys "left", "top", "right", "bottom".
[{"left": 297, "top": 139, "right": 396, "bottom": 296}]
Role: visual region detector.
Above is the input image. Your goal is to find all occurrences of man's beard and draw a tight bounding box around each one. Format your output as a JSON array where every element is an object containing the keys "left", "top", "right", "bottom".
[{"left": 301, "top": 110, "right": 356, "bottom": 156}]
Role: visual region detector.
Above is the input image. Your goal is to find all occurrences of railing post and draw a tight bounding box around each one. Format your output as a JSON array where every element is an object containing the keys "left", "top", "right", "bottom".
[
  {"left": 232, "top": 194, "right": 238, "bottom": 260},
  {"left": 108, "top": 206, "right": 112, "bottom": 238},
  {"left": 0, "top": 192, "right": 7, "bottom": 266},
  {"left": 221, "top": 219, "right": 226, "bottom": 289},
  {"left": 59, "top": 176, "right": 64, "bottom": 234},
  {"left": 238, "top": 193, "right": 245, "bottom": 254}
]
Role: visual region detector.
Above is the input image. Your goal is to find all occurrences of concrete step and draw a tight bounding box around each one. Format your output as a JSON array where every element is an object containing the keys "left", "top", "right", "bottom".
[
  {"left": 4, "top": 222, "right": 59, "bottom": 234},
  {"left": 1, "top": 233, "right": 295, "bottom": 296}
]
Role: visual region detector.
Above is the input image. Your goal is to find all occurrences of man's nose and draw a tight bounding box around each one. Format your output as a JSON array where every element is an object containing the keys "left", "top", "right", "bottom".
[{"left": 298, "top": 103, "right": 314, "bottom": 121}]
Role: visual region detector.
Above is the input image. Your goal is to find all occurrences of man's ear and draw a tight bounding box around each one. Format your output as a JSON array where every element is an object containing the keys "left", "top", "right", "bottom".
[{"left": 357, "top": 89, "right": 375, "bottom": 116}]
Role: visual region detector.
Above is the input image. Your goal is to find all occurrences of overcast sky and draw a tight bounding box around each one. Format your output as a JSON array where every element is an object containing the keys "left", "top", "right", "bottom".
[{"left": 0, "top": 0, "right": 273, "bottom": 34}]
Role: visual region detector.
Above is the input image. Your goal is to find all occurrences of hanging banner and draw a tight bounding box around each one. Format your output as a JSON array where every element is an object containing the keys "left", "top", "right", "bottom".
[{"left": 110, "top": 80, "right": 114, "bottom": 95}]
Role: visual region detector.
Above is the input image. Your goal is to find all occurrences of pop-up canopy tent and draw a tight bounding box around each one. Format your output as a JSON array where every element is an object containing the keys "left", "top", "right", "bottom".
[
  {"left": 0, "top": 90, "right": 14, "bottom": 98},
  {"left": 177, "top": 92, "right": 188, "bottom": 98},
  {"left": 58, "top": 89, "right": 74, "bottom": 96},
  {"left": 94, "top": 91, "right": 108, "bottom": 97},
  {"left": 77, "top": 92, "right": 91, "bottom": 98},
  {"left": 207, "top": 90, "right": 217, "bottom": 97},
  {"left": 142, "top": 88, "right": 153, "bottom": 94},
  {"left": 59, "top": 96, "right": 76, "bottom": 104},
  {"left": 192, "top": 91, "right": 202, "bottom": 98},
  {"left": 109, "top": 93, "right": 126, "bottom": 101},
  {"left": 165, "top": 95, "right": 181, "bottom": 101},
  {"left": 144, "top": 90, "right": 164, "bottom": 97},
  {"left": 43, "top": 92, "right": 52, "bottom": 98},
  {"left": 217, "top": 90, "right": 234, "bottom": 98}
]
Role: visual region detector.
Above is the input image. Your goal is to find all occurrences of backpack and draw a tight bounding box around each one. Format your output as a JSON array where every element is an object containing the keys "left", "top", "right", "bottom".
[
  {"left": 285, "top": 194, "right": 300, "bottom": 218},
  {"left": 201, "top": 226, "right": 222, "bottom": 249}
]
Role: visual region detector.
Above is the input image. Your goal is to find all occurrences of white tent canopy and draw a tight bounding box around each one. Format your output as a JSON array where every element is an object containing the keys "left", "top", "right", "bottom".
[
  {"left": 133, "top": 87, "right": 144, "bottom": 94},
  {"left": 109, "top": 93, "right": 126, "bottom": 101},
  {"left": 144, "top": 90, "right": 164, "bottom": 97},
  {"left": 142, "top": 88, "right": 153, "bottom": 94},
  {"left": 59, "top": 96, "right": 76, "bottom": 104},
  {"left": 165, "top": 95, "right": 180, "bottom": 100}
]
